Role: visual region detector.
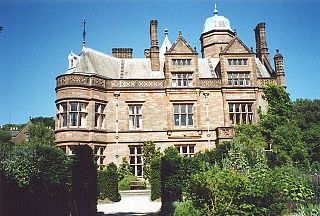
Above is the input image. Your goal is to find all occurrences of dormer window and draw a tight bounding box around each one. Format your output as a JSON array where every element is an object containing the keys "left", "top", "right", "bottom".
[
  {"left": 68, "top": 51, "right": 79, "bottom": 69},
  {"left": 172, "top": 59, "right": 191, "bottom": 66}
]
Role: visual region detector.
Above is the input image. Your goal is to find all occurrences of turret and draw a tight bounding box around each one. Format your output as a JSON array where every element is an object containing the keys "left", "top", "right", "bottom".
[
  {"left": 274, "top": 49, "right": 286, "bottom": 87},
  {"left": 150, "top": 20, "right": 160, "bottom": 71},
  {"left": 254, "top": 23, "right": 270, "bottom": 63}
]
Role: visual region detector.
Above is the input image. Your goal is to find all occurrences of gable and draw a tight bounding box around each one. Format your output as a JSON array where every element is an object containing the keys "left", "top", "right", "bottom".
[
  {"left": 167, "top": 34, "right": 196, "bottom": 54},
  {"left": 222, "top": 37, "right": 252, "bottom": 54}
]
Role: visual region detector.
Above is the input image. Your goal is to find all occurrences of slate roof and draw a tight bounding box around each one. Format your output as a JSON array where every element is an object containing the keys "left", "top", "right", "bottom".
[{"left": 66, "top": 46, "right": 271, "bottom": 79}]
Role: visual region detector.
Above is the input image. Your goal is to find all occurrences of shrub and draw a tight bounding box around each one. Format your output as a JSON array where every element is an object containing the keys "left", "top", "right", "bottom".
[
  {"left": 174, "top": 200, "right": 202, "bottom": 216},
  {"left": 72, "top": 145, "right": 97, "bottom": 216},
  {"left": 118, "top": 157, "right": 132, "bottom": 181},
  {"left": 97, "top": 163, "right": 120, "bottom": 202},
  {"left": 142, "top": 141, "right": 161, "bottom": 180},
  {"left": 118, "top": 174, "right": 138, "bottom": 191},
  {"left": 150, "top": 157, "right": 161, "bottom": 200}
]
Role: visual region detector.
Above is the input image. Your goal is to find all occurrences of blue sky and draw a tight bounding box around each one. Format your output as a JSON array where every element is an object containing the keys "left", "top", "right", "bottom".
[{"left": 0, "top": 0, "right": 319, "bottom": 125}]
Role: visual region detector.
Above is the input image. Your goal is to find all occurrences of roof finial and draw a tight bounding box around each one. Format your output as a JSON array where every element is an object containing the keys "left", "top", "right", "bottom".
[
  {"left": 164, "top": 28, "right": 168, "bottom": 36},
  {"left": 82, "top": 18, "right": 87, "bottom": 47},
  {"left": 214, "top": 3, "right": 218, "bottom": 15}
]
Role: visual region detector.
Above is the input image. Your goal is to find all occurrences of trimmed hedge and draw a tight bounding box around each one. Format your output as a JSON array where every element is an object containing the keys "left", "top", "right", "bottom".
[
  {"left": 97, "top": 163, "right": 120, "bottom": 202},
  {"left": 150, "top": 157, "right": 161, "bottom": 201},
  {"left": 118, "top": 175, "right": 138, "bottom": 191}
]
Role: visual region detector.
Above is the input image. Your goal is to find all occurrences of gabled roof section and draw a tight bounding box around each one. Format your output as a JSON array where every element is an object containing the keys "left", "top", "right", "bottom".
[
  {"left": 221, "top": 36, "right": 252, "bottom": 54},
  {"left": 167, "top": 32, "right": 197, "bottom": 54}
]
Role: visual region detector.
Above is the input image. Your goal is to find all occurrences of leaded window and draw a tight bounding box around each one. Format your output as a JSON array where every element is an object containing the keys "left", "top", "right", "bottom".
[
  {"left": 228, "top": 73, "right": 250, "bottom": 86},
  {"left": 174, "top": 104, "right": 194, "bottom": 128},
  {"left": 229, "top": 103, "right": 253, "bottom": 125},
  {"left": 129, "top": 146, "right": 143, "bottom": 177},
  {"left": 129, "top": 105, "right": 142, "bottom": 130},
  {"left": 172, "top": 73, "right": 193, "bottom": 87},
  {"left": 175, "top": 145, "right": 195, "bottom": 157},
  {"left": 95, "top": 103, "right": 106, "bottom": 129}
]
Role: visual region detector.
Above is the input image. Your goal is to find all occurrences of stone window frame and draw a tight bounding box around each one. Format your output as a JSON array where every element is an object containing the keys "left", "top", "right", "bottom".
[
  {"left": 228, "top": 102, "right": 254, "bottom": 125},
  {"left": 56, "top": 101, "right": 88, "bottom": 129},
  {"left": 171, "top": 72, "right": 193, "bottom": 87},
  {"left": 173, "top": 103, "right": 194, "bottom": 128},
  {"left": 227, "top": 72, "right": 251, "bottom": 87},
  {"left": 95, "top": 102, "right": 106, "bottom": 129},
  {"left": 129, "top": 145, "right": 143, "bottom": 177},
  {"left": 175, "top": 144, "right": 195, "bottom": 157}
]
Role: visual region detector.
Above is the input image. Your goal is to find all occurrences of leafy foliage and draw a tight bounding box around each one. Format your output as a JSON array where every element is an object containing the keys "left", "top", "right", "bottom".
[
  {"left": 150, "top": 157, "right": 161, "bottom": 200},
  {"left": 142, "top": 141, "right": 161, "bottom": 180},
  {"left": 118, "top": 157, "right": 132, "bottom": 181},
  {"left": 97, "top": 163, "right": 120, "bottom": 202},
  {"left": 118, "top": 174, "right": 138, "bottom": 191},
  {"left": 28, "top": 122, "right": 54, "bottom": 145}
]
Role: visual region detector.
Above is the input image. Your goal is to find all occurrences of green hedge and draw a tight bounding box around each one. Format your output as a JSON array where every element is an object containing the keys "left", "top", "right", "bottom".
[
  {"left": 97, "top": 163, "right": 120, "bottom": 202},
  {"left": 150, "top": 157, "right": 161, "bottom": 201},
  {"left": 118, "top": 175, "right": 138, "bottom": 191}
]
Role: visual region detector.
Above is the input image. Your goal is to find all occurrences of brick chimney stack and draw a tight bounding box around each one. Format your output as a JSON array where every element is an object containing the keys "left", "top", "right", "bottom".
[
  {"left": 150, "top": 20, "right": 160, "bottom": 71},
  {"left": 274, "top": 49, "right": 286, "bottom": 87},
  {"left": 254, "top": 23, "right": 270, "bottom": 63}
]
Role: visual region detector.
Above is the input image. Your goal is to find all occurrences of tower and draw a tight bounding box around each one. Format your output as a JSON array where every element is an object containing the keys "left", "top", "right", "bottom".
[
  {"left": 254, "top": 23, "right": 270, "bottom": 64},
  {"left": 200, "top": 4, "right": 235, "bottom": 58},
  {"left": 274, "top": 49, "right": 286, "bottom": 87}
]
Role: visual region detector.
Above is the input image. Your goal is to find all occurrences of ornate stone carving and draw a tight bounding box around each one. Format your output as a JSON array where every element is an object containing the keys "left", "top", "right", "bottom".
[
  {"left": 258, "top": 78, "right": 277, "bottom": 86},
  {"left": 56, "top": 74, "right": 164, "bottom": 89},
  {"left": 200, "top": 78, "right": 222, "bottom": 88}
]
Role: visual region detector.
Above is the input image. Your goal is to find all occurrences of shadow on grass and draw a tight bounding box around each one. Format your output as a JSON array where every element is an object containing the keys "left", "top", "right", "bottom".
[{"left": 97, "top": 212, "right": 159, "bottom": 216}]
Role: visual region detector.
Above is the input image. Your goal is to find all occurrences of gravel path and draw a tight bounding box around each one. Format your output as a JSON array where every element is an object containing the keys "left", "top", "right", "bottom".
[{"left": 97, "top": 193, "right": 161, "bottom": 216}]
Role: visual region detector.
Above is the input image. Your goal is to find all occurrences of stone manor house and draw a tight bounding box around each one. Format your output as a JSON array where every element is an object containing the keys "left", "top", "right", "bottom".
[{"left": 55, "top": 5, "right": 286, "bottom": 176}]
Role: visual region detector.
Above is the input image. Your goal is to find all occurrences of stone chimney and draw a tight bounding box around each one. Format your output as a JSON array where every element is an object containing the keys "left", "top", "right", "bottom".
[
  {"left": 150, "top": 20, "right": 160, "bottom": 71},
  {"left": 254, "top": 23, "right": 270, "bottom": 63},
  {"left": 112, "top": 48, "right": 133, "bottom": 59},
  {"left": 274, "top": 49, "right": 286, "bottom": 87}
]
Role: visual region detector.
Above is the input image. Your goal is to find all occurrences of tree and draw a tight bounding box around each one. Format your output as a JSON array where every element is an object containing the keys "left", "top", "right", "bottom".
[
  {"left": 142, "top": 141, "right": 161, "bottom": 180},
  {"left": 0, "top": 131, "right": 12, "bottom": 144},
  {"left": 28, "top": 122, "right": 54, "bottom": 145}
]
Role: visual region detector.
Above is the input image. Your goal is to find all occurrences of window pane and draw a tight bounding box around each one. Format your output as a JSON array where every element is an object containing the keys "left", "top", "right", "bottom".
[
  {"left": 137, "top": 165, "right": 143, "bottom": 177},
  {"left": 230, "top": 114, "right": 234, "bottom": 124},
  {"left": 235, "top": 104, "right": 240, "bottom": 112},
  {"left": 137, "top": 147, "right": 142, "bottom": 154},
  {"left": 174, "top": 114, "right": 180, "bottom": 126},
  {"left": 129, "top": 106, "right": 134, "bottom": 115},
  {"left": 188, "top": 114, "right": 193, "bottom": 126},
  {"left": 174, "top": 105, "right": 179, "bottom": 113},
  {"left": 61, "top": 103, "right": 67, "bottom": 112},
  {"left": 181, "top": 105, "right": 186, "bottom": 113},
  {"left": 176, "top": 146, "right": 180, "bottom": 153},
  {"left": 129, "top": 147, "right": 135, "bottom": 154},
  {"left": 183, "top": 80, "right": 187, "bottom": 86},
  {"left": 182, "top": 146, "right": 187, "bottom": 153},
  {"left": 248, "top": 104, "right": 252, "bottom": 112},
  {"left": 229, "top": 104, "right": 234, "bottom": 112},
  {"left": 187, "top": 105, "right": 193, "bottom": 113},
  {"left": 71, "top": 103, "right": 78, "bottom": 111},
  {"left": 70, "top": 113, "right": 77, "bottom": 126},
  {"left": 62, "top": 113, "right": 67, "bottom": 127},
  {"left": 130, "top": 116, "right": 135, "bottom": 128},
  {"left": 95, "top": 104, "right": 99, "bottom": 112},
  {"left": 130, "top": 156, "right": 135, "bottom": 164},
  {"left": 136, "top": 116, "right": 141, "bottom": 128},
  {"left": 137, "top": 156, "right": 142, "bottom": 164},
  {"left": 181, "top": 114, "right": 186, "bottom": 126},
  {"left": 178, "top": 79, "right": 182, "bottom": 86},
  {"left": 242, "top": 104, "right": 246, "bottom": 112},
  {"left": 242, "top": 113, "right": 247, "bottom": 123},
  {"left": 79, "top": 103, "right": 86, "bottom": 111},
  {"left": 136, "top": 106, "right": 141, "bottom": 114},
  {"left": 189, "top": 146, "right": 194, "bottom": 153},
  {"left": 236, "top": 113, "right": 241, "bottom": 124}
]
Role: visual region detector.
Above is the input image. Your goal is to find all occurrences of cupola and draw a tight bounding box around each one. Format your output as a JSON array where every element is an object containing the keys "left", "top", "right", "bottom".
[{"left": 203, "top": 3, "right": 232, "bottom": 33}]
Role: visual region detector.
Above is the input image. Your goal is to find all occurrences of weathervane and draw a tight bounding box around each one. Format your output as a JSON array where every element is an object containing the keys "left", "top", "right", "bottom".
[{"left": 82, "top": 18, "right": 87, "bottom": 47}]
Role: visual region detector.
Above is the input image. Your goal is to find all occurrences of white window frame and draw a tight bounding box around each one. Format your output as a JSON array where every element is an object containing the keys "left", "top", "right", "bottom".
[
  {"left": 94, "top": 145, "right": 106, "bottom": 170},
  {"left": 129, "top": 146, "right": 143, "bottom": 177},
  {"left": 227, "top": 72, "right": 251, "bottom": 87},
  {"left": 95, "top": 103, "right": 106, "bottom": 129},
  {"left": 171, "top": 73, "right": 193, "bottom": 87},
  {"left": 175, "top": 145, "right": 195, "bottom": 157},
  {"left": 128, "top": 105, "right": 142, "bottom": 130},
  {"left": 173, "top": 104, "right": 194, "bottom": 128}
]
